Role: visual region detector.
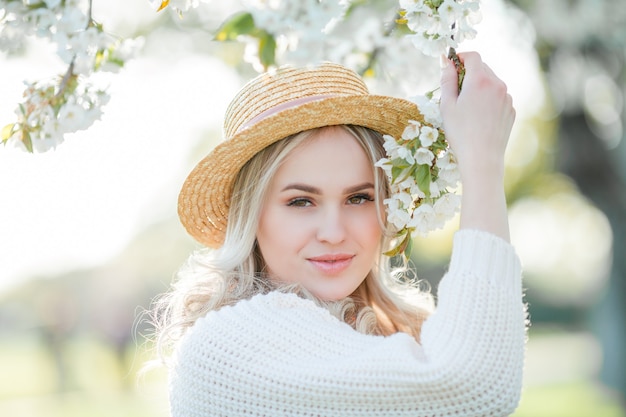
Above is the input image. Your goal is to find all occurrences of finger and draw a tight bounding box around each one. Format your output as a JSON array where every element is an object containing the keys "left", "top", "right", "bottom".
[
  {"left": 456, "top": 51, "right": 483, "bottom": 71},
  {"left": 440, "top": 54, "right": 459, "bottom": 112},
  {"left": 506, "top": 93, "right": 516, "bottom": 122},
  {"left": 482, "top": 63, "right": 496, "bottom": 77}
]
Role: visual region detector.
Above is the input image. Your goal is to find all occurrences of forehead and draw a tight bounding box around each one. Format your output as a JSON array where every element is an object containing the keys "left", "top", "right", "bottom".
[{"left": 274, "top": 127, "right": 374, "bottom": 187}]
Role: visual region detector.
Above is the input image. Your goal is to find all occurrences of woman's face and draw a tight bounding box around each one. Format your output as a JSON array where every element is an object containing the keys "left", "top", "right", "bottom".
[{"left": 256, "top": 126, "right": 383, "bottom": 301}]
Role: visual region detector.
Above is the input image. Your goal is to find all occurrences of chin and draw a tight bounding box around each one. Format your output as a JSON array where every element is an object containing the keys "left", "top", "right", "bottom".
[{"left": 309, "top": 286, "right": 359, "bottom": 302}]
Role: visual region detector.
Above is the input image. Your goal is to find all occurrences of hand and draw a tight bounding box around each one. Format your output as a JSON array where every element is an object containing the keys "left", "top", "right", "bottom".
[
  {"left": 439, "top": 51, "right": 515, "bottom": 241},
  {"left": 439, "top": 51, "right": 516, "bottom": 181}
]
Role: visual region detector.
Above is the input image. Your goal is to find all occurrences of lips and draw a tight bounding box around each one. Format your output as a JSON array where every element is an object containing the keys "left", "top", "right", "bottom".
[{"left": 307, "top": 254, "right": 354, "bottom": 275}]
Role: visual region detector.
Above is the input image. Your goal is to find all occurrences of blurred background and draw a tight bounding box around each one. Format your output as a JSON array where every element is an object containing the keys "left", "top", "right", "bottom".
[{"left": 1, "top": 0, "right": 625, "bottom": 416}]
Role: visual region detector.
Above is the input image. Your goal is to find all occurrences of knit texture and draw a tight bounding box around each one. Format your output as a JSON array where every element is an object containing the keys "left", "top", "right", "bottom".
[{"left": 169, "top": 229, "right": 526, "bottom": 417}]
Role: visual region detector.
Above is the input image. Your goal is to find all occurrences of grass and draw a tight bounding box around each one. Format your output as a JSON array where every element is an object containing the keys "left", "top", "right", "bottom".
[
  {"left": 0, "top": 334, "right": 168, "bottom": 417},
  {"left": 514, "top": 381, "right": 625, "bottom": 417},
  {"left": 1, "top": 333, "right": 624, "bottom": 416}
]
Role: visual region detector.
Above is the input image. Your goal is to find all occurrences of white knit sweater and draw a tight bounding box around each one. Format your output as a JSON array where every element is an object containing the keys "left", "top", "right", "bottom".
[{"left": 169, "top": 230, "right": 526, "bottom": 417}]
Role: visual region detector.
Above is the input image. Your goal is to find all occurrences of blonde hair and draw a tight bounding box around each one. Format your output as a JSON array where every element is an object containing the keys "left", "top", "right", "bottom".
[{"left": 150, "top": 125, "right": 434, "bottom": 361}]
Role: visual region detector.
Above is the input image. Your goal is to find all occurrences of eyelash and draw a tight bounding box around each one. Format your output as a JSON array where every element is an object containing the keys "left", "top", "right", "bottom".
[
  {"left": 347, "top": 193, "right": 375, "bottom": 205},
  {"left": 286, "top": 193, "right": 374, "bottom": 207},
  {"left": 287, "top": 198, "right": 313, "bottom": 207}
]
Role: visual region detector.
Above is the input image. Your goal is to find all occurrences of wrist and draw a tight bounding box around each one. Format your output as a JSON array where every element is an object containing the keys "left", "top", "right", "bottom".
[
  {"left": 459, "top": 164, "right": 505, "bottom": 188},
  {"left": 455, "top": 148, "right": 506, "bottom": 178}
]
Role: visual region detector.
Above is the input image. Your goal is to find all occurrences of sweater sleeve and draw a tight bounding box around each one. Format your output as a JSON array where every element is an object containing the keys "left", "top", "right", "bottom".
[{"left": 169, "top": 229, "right": 526, "bottom": 417}]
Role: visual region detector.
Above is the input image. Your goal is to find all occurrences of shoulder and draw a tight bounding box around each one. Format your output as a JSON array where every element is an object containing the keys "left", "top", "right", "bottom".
[
  {"left": 203, "top": 291, "right": 342, "bottom": 328},
  {"left": 171, "top": 291, "right": 418, "bottom": 373},
  {"left": 173, "top": 292, "right": 361, "bottom": 362}
]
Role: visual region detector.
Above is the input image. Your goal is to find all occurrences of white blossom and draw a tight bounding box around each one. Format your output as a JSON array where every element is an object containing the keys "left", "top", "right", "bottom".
[
  {"left": 407, "top": 32, "right": 450, "bottom": 57},
  {"left": 23, "top": 8, "right": 57, "bottom": 35},
  {"left": 436, "top": 150, "right": 461, "bottom": 187},
  {"left": 438, "top": 0, "right": 463, "bottom": 27},
  {"left": 243, "top": 37, "right": 268, "bottom": 72},
  {"left": 398, "top": 144, "right": 416, "bottom": 164},
  {"left": 434, "top": 192, "right": 461, "bottom": 217},
  {"left": 411, "top": 94, "right": 443, "bottom": 127},
  {"left": 374, "top": 157, "right": 393, "bottom": 177},
  {"left": 382, "top": 133, "right": 415, "bottom": 164},
  {"left": 401, "top": 120, "right": 421, "bottom": 140},
  {"left": 438, "top": 165, "right": 461, "bottom": 187},
  {"left": 100, "top": 37, "right": 146, "bottom": 73},
  {"left": 456, "top": 1, "right": 481, "bottom": 42},
  {"left": 397, "top": 176, "right": 426, "bottom": 199},
  {"left": 384, "top": 192, "right": 413, "bottom": 230},
  {"left": 429, "top": 181, "right": 441, "bottom": 198},
  {"left": 408, "top": 203, "right": 436, "bottom": 235},
  {"left": 170, "top": 0, "right": 201, "bottom": 12},
  {"left": 31, "top": 135, "right": 62, "bottom": 153},
  {"left": 401, "top": 0, "right": 482, "bottom": 57},
  {"left": 383, "top": 134, "right": 400, "bottom": 153},
  {"left": 419, "top": 125, "right": 437, "bottom": 147},
  {"left": 399, "top": 0, "right": 427, "bottom": 14},
  {"left": 388, "top": 208, "right": 411, "bottom": 231},
  {"left": 58, "top": 100, "right": 88, "bottom": 133},
  {"left": 414, "top": 147, "right": 435, "bottom": 165},
  {"left": 56, "top": 5, "right": 88, "bottom": 34}
]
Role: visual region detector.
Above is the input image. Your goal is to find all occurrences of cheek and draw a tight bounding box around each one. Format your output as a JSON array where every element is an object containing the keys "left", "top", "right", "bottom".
[
  {"left": 353, "top": 208, "right": 383, "bottom": 248},
  {"left": 257, "top": 206, "right": 305, "bottom": 258}
]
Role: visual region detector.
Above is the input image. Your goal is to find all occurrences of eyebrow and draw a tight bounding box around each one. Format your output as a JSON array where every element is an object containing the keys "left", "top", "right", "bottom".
[{"left": 280, "top": 182, "right": 375, "bottom": 194}]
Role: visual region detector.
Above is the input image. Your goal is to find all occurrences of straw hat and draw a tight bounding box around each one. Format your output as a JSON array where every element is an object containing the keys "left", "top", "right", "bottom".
[{"left": 178, "top": 62, "right": 423, "bottom": 248}]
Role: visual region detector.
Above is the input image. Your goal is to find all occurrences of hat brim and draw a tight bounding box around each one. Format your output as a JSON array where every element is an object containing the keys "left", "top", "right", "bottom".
[{"left": 178, "top": 94, "right": 423, "bottom": 248}]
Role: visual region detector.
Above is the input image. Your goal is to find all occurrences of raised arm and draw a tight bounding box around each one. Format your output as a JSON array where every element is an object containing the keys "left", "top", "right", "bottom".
[{"left": 439, "top": 52, "right": 515, "bottom": 242}]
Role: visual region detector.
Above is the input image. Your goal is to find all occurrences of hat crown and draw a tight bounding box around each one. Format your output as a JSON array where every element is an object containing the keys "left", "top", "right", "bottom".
[{"left": 224, "top": 63, "right": 369, "bottom": 140}]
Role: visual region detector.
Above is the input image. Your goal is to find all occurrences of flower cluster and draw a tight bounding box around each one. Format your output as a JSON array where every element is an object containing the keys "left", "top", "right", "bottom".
[
  {"left": 243, "top": 0, "right": 348, "bottom": 35},
  {"left": 1, "top": 0, "right": 143, "bottom": 152},
  {"left": 2, "top": 75, "right": 109, "bottom": 152},
  {"left": 399, "top": 0, "right": 481, "bottom": 57},
  {"left": 376, "top": 95, "right": 461, "bottom": 256},
  {"left": 241, "top": 0, "right": 350, "bottom": 71}
]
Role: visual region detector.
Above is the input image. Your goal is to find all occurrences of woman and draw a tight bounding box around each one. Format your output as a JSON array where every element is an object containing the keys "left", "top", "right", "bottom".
[{"left": 153, "top": 52, "right": 526, "bottom": 416}]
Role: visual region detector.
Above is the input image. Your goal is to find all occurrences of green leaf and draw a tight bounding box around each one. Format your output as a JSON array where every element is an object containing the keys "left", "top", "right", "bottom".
[
  {"left": 1, "top": 123, "right": 15, "bottom": 144},
  {"left": 258, "top": 32, "right": 276, "bottom": 70},
  {"left": 391, "top": 164, "right": 406, "bottom": 183},
  {"left": 214, "top": 12, "right": 255, "bottom": 41},
  {"left": 383, "top": 231, "right": 412, "bottom": 257},
  {"left": 403, "top": 233, "right": 414, "bottom": 257},
  {"left": 427, "top": 0, "right": 444, "bottom": 8},
  {"left": 415, "top": 164, "right": 432, "bottom": 197},
  {"left": 25, "top": 2, "right": 47, "bottom": 11},
  {"left": 431, "top": 139, "right": 447, "bottom": 153},
  {"left": 390, "top": 157, "right": 411, "bottom": 169},
  {"left": 389, "top": 157, "right": 413, "bottom": 183},
  {"left": 23, "top": 131, "right": 33, "bottom": 153}
]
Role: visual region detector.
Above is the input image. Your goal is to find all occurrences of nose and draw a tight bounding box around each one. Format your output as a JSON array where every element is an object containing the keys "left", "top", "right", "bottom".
[{"left": 316, "top": 206, "right": 346, "bottom": 245}]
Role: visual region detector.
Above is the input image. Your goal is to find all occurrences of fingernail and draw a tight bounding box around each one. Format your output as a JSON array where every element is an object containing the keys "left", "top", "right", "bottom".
[{"left": 440, "top": 53, "right": 449, "bottom": 69}]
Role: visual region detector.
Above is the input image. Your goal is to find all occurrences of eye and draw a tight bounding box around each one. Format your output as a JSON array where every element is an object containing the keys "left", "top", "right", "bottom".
[
  {"left": 347, "top": 193, "right": 374, "bottom": 205},
  {"left": 287, "top": 197, "right": 313, "bottom": 207}
]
